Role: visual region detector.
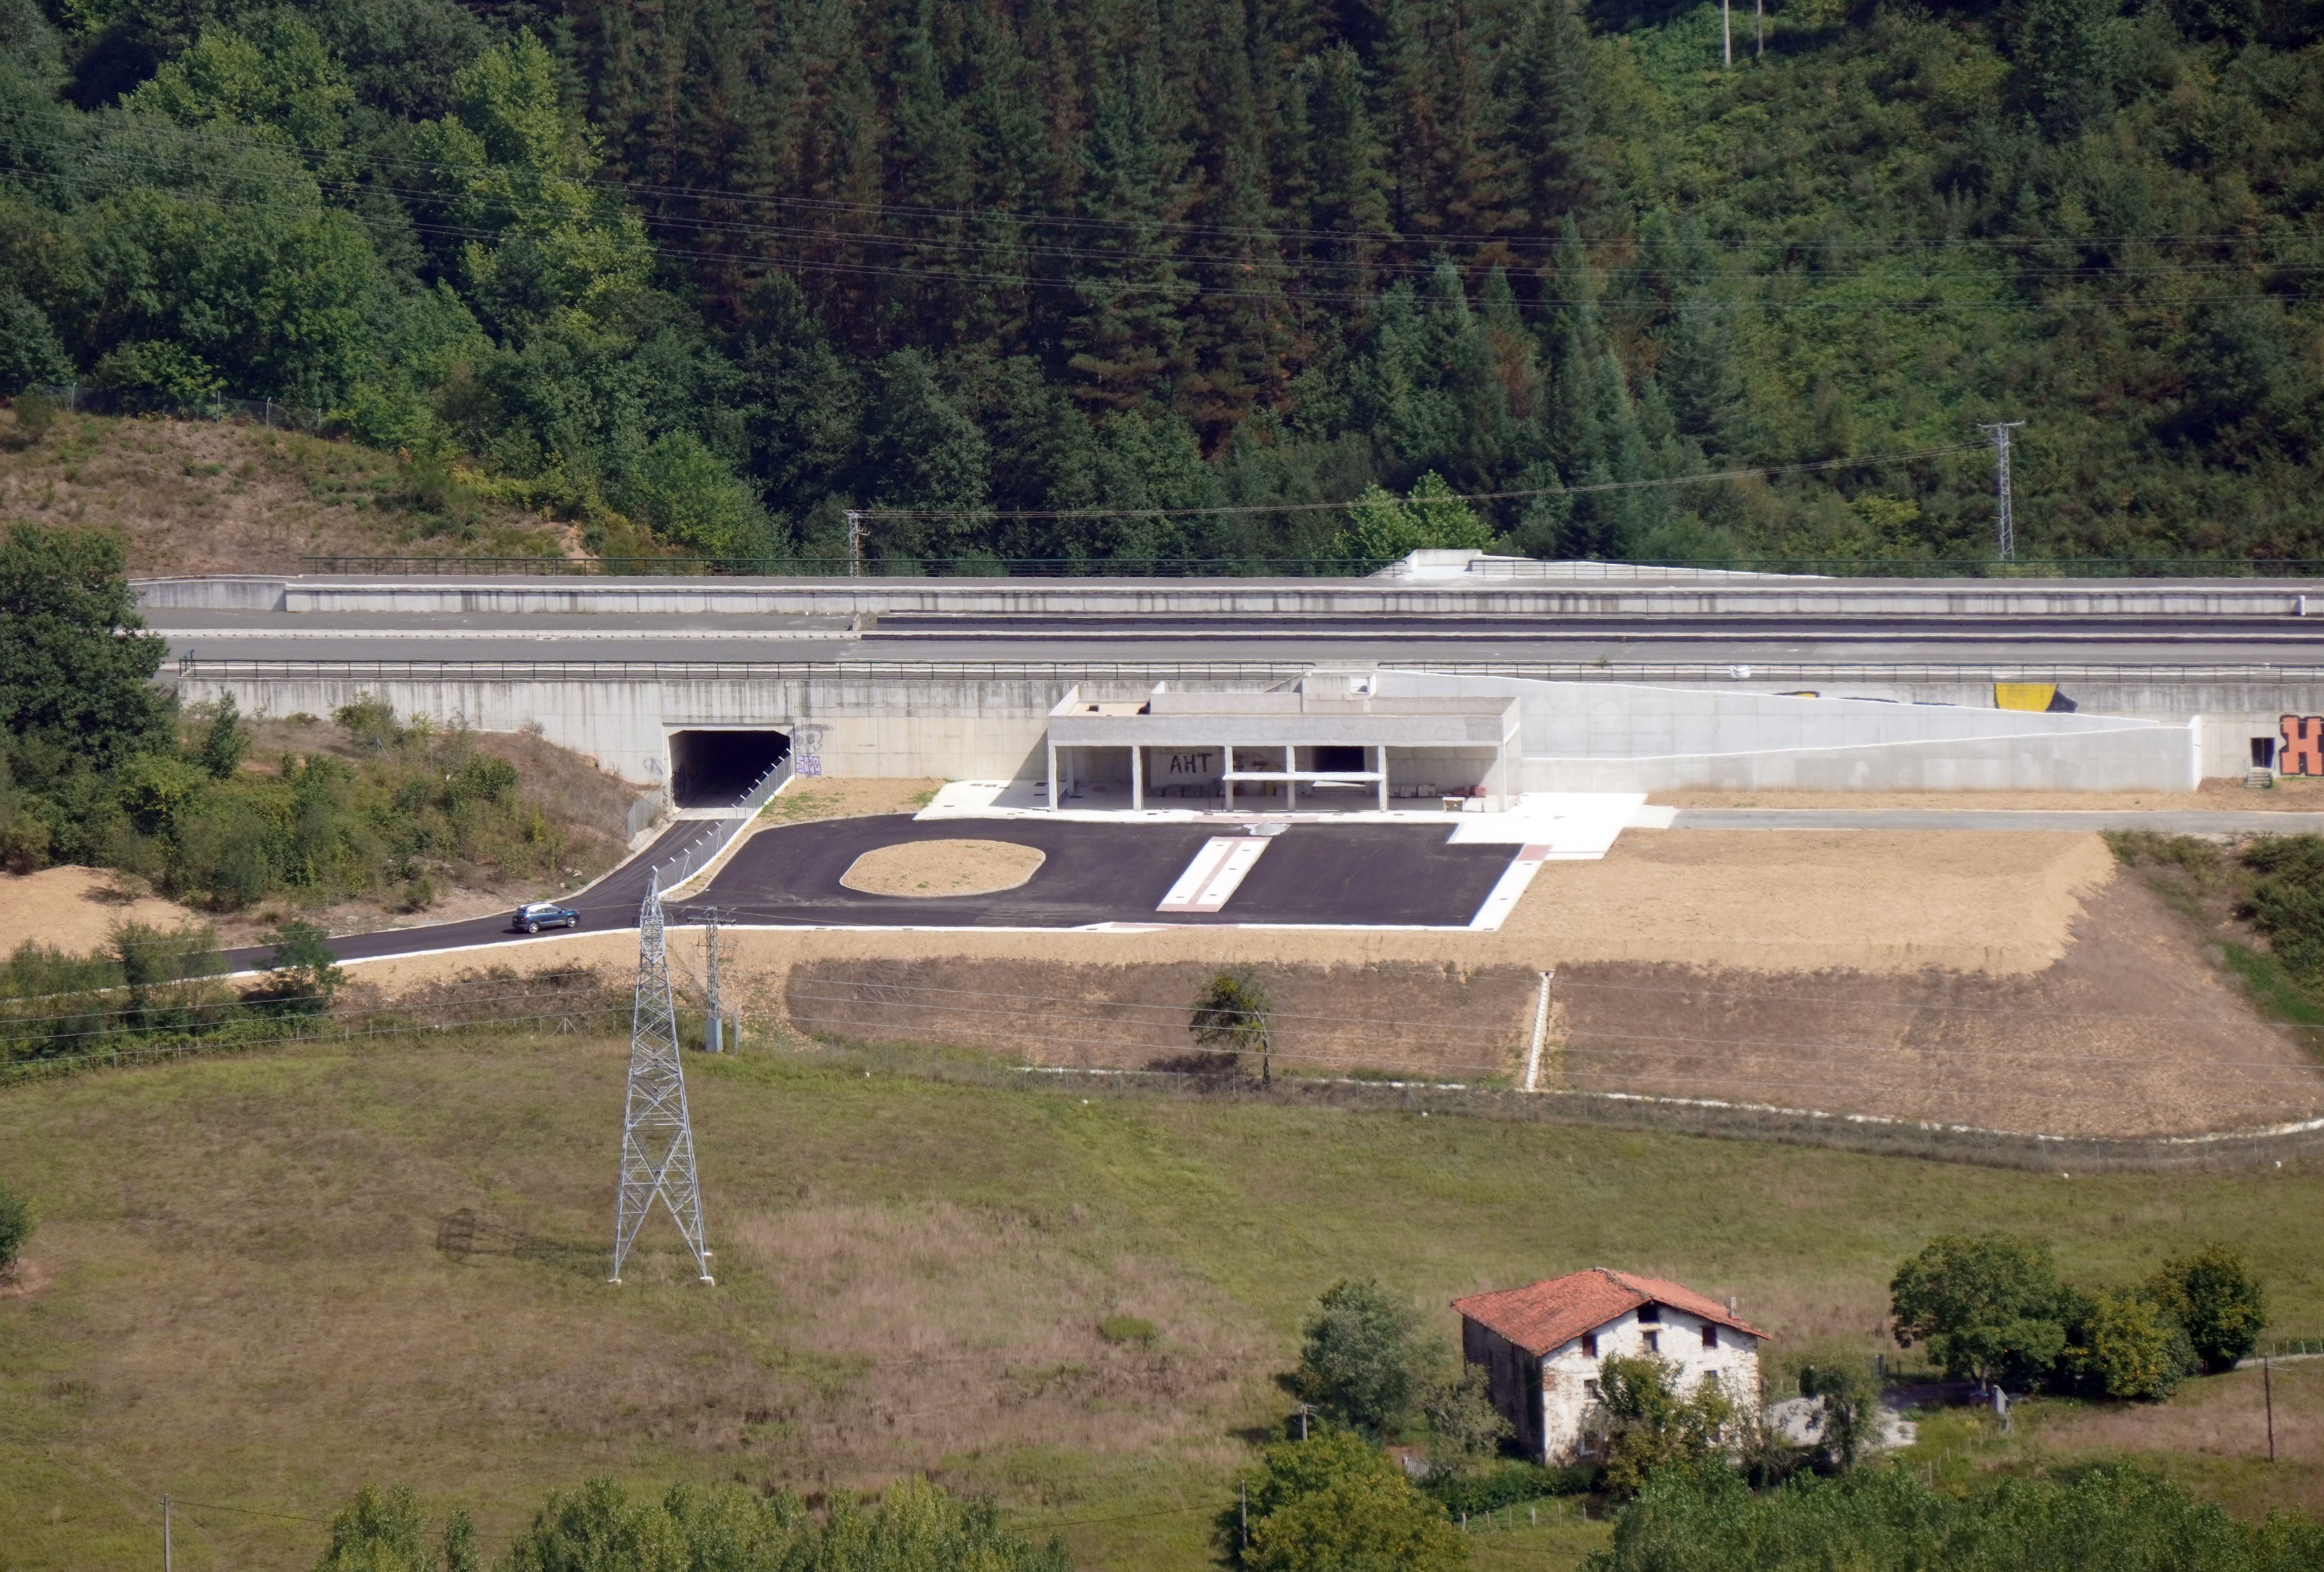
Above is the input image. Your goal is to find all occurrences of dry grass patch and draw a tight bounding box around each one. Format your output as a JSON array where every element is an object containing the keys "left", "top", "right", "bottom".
[
  {"left": 839, "top": 840, "right": 1046, "bottom": 897},
  {"left": 0, "top": 407, "right": 564, "bottom": 575},
  {"left": 757, "top": 778, "right": 947, "bottom": 825}
]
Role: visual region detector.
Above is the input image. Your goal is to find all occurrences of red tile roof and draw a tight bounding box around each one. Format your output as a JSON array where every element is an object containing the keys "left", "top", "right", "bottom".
[{"left": 1451, "top": 1268, "right": 1771, "bottom": 1357}]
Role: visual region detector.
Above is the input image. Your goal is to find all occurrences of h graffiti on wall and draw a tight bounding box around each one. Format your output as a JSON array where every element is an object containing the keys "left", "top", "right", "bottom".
[{"left": 2281, "top": 715, "right": 2324, "bottom": 776}]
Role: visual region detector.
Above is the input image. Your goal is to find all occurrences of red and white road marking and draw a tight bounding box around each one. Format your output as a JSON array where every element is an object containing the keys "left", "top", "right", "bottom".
[{"left": 1158, "top": 836, "right": 1272, "bottom": 913}]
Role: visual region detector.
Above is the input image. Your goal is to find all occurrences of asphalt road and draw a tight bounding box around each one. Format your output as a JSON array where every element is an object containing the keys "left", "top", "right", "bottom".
[
  {"left": 686, "top": 815, "right": 1513, "bottom": 928},
  {"left": 231, "top": 816, "right": 1517, "bottom": 967},
  {"left": 219, "top": 818, "right": 715, "bottom": 970}
]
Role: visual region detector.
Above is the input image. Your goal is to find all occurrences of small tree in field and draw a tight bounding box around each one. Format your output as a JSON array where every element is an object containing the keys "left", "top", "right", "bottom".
[
  {"left": 1797, "top": 1360, "right": 1877, "bottom": 1473},
  {"left": 2148, "top": 1245, "right": 2266, "bottom": 1374},
  {"left": 1889, "top": 1232, "right": 2069, "bottom": 1391},
  {"left": 1191, "top": 967, "right": 1273, "bottom": 1082},
  {"left": 1296, "top": 1278, "right": 1427, "bottom": 1433},
  {"left": 0, "top": 1183, "right": 32, "bottom": 1280}
]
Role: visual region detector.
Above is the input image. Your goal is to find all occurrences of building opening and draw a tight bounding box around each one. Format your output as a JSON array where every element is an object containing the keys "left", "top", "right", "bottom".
[{"left": 668, "top": 729, "right": 790, "bottom": 808}]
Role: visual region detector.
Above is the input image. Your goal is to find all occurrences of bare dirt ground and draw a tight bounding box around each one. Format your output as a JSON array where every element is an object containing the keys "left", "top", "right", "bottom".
[
  {"left": 839, "top": 840, "right": 1046, "bottom": 897},
  {"left": 1549, "top": 874, "right": 2324, "bottom": 1138},
  {"left": 0, "top": 867, "right": 206, "bottom": 955},
  {"left": 327, "top": 818, "right": 2323, "bottom": 1137},
  {"left": 0, "top": 407, "right": 565, "bottom": 575},
  {"left": 774, "top": 957, "right": 1541, "bottom": 1081},
  {"left": 1652, "top": 778, "right": 2324, "bottom": 812}
]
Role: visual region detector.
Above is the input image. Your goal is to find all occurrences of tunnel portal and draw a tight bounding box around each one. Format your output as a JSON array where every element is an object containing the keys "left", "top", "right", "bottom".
[{"left": 668, "top": 728, "right": 791, "bottom": 808}]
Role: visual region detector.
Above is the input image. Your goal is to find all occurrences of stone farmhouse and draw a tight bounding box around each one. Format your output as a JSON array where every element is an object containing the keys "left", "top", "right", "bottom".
[{"left": 1452, "top": 1268, "right": 1770, "bottom": 1464}]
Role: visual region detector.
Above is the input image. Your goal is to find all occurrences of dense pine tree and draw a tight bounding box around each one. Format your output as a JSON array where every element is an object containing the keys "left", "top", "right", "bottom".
[{"left": 2, "top": 0, "right": 2321, "bottom": 569}]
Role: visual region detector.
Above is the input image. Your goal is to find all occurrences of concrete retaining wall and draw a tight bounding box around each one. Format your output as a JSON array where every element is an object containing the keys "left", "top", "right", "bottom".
[
  {"left": 1374, "top": 672, "right": 2202, "bottom": 793},
  {"left": 134, "top": 573, "right": 2324, "bottom": 620}
]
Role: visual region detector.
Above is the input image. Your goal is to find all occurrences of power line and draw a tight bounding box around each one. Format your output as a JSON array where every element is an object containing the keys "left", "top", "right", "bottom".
[{"left": 842, "top": 443, "right": 1989, "bottom": 520}]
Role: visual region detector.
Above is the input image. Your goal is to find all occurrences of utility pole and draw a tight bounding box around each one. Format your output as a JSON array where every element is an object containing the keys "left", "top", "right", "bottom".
[
  {"left": 162, "top": 1495, "right": 172, "bottom": 1572},
  {"left": 1722, "top": 0, "right": 1732, "bottom": 65},
  {"left": 845, "top": 510, "right": 863, "bottom": 578},
  {"left": 1978, "top": 420, "right": 2025, "bottom": 562},
  {"left": 611, "top": 874, "right": 713, "bottom": 1285},
  {"left": 1756, "top": 0, "right": 1765, "bottom": 55},
  {"left": 2265, "top": 1356, "right": 2276, "bottom": 1462}
]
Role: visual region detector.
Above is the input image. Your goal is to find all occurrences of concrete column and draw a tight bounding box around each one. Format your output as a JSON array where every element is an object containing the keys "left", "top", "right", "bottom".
[
  {"left": 1131, "top": 745, "right": 1143, "bottom": 811},
  {"left": 1286, "top": 747, "right": 1297, "bottom": 811},
  {"left": 1223, "top": 744, "right": 1233, "bottom": 812},
  {"left": 1377, "top": 745, "right": 1389, "bottom": 812},
  {"left": 1047, "top": 741, "right": 1058, "bottom": 811}
]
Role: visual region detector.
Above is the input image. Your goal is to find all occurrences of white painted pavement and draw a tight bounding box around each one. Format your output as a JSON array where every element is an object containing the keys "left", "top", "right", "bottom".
[{"left": 1156, "top": 836, "right": 1273, "bottom": 913}]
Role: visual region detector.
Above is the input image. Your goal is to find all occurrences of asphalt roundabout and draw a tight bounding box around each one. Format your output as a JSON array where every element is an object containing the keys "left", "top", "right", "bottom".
[{"left": 686, "top": 814, "right": 1513, "bottom": 930}]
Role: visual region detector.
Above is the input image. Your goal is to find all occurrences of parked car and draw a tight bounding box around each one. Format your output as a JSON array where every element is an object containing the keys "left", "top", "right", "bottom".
[{"left": 512, "top": 901, "right": 580, "bottom": 934}]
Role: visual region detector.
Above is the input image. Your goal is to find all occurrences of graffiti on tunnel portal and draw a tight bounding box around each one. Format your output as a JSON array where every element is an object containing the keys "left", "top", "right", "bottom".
[{"left": 2281, "top": 716, "right": 2324, "bottom": 776}]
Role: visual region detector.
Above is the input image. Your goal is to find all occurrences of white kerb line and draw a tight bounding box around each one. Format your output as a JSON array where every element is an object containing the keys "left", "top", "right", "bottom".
[{"left": 1521, "top": 969, "right": 1555, "bottom": 1092}]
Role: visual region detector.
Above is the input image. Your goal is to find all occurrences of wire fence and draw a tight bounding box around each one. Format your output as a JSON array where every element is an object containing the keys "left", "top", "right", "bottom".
[
  {"left": 295, "top": 551, "right": 2324, "bottom": 581},
  {"left": 651, "top": 762, "right": 793, "bottom": 893},
  {"left": 25, "top": 381, "right": 332, "bottom": 432}
]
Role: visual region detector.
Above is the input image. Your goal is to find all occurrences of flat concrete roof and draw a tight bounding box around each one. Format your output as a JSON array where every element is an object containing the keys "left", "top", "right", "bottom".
[{"left": 1047, "top": 686, "right": 1518, "bottom": 749}]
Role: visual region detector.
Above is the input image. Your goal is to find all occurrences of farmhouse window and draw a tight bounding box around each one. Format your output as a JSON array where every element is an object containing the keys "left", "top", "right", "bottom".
[
  {"left": 1637, "top": 1304, "right": 1661, "bottom": 1324},
  {"left": 1643, "top": 1330, "right": 1660, "bottom": 1354},
  {"left": 1702, "top": 1325, "right": 1719, "bottom": 1351},
  {"left": 1581, "top": 1333, "right": 1597, "bottom": 1357}
]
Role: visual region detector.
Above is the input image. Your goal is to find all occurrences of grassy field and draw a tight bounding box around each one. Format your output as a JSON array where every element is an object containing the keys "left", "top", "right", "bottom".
[{"left": 3, "top": 1031, "right": 2322, "bottom": 1571}]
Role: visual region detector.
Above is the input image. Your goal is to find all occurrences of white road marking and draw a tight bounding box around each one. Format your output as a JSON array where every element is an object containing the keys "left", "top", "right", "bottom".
[
  {"left": 1157, "top": 836, "right": 1272, "bottom": 913},
  {"left": 1468, "top": 844, "right": 1554, "bottom": 931}
]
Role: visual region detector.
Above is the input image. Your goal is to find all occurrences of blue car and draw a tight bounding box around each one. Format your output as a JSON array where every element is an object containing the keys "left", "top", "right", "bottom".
[{"left": 512, "top": 901, "right": 580, "bottom": 934}]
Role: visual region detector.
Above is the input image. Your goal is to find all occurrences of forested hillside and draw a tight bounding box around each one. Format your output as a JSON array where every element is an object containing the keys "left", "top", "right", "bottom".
[{"left": 1, "top": 0, "right": 2319, "bottom": 571}]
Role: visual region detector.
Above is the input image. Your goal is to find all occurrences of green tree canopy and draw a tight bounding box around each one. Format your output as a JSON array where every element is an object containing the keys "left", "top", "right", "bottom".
[
  {"left": 1295, "top": 1278, "right": 1427, "bottom": 1433},
  {"left": 2148, "top": 1245, "right": 2267, "bottom": 1375},
  {"left": 1237, "top": 1430, "right": 1467, "bottom": 1572},
  {"left": 1889, "top": 1232, "right": 2070, "bottom": 1389},
  {"left": 1595, "top": 1354, "right": 1737, "bottom": 1500},
  {"left": 1596, "top": 1459, "right": 2324, "bottom": 1572},
  {"left": 0, "top": 524, "right": 172, "bottom": 788}
]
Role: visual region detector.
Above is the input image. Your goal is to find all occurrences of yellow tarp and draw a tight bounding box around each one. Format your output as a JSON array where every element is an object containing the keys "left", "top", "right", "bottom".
[{"left": 1995, "top": 682, "right": 2057, "bottom": 712}]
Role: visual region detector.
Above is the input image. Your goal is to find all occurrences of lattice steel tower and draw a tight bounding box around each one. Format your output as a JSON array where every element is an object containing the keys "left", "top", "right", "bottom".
[
  {"left": 610, "top": 875, "right": 712, "bottom": 1285},
  {"left": 1980, "top": 420, "right": 2025, "bottom": 562}
]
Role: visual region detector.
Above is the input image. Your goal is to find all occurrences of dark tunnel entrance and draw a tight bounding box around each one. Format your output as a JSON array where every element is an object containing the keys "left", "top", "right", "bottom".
[{"left": 668, "top": 728, "right": 790, "bottom": 808}]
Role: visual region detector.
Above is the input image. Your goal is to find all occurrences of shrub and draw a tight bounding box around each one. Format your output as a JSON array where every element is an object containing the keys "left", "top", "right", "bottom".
[
  {"left": 91, "top": 340, "right": 224, "bottom": 410},
  {"left": 1419, "top": 1362, "right": 1513, "bottom": 1474},
  {"left": 1296, "top": 1278, "right": 1427, "bottom": 1433},
  {"left": 1234, "top": 1430, "right": 1466, "bottom": 1572},
  {"left": 1796, "top": 1360, "right": 1877, "bottom": 1472},
  {"left": 0, "top": 1182, "right": 32, "bottom": 1275},
  {"left": 1595, "top": 1355, "right": 1737, "bottom": 1499},
  {"left": 1097, "top": 1314, "right": 1158, "bottom": 1346},
  {"left": 2148, "top": 1245, "right": 2267, "bottom": 1375},
  {"left": 2061, "top": 1289, "right": 2191, "bottom": 1400}
]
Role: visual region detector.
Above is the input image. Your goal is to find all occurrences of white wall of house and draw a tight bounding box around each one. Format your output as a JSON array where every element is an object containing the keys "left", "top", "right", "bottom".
[{"left": 1469, "top": 1305, "right": 1763, "bottom": 1465}]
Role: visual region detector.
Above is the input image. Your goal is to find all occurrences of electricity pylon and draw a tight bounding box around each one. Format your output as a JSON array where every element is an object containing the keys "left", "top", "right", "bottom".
[
  {"left": 1979, "top": 420, "right": 2025, "bottom": 562},
  {"left": 610, "top": 874, "right": 712, "bottom": 1285}
]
